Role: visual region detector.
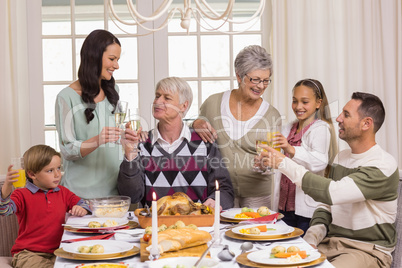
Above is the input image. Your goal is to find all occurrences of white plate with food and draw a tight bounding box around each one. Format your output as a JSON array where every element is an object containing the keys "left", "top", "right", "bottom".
[
  {"left": 147, "top": 256, "right": 219, "bottom": 268},
  {"left": 232, "top": 224, "right": 294, "bottom": 237},
  {"left": 220, "top": 207, "right": 273, "bottom": 221},
  {"left": 62, "top": 240, "right": 132, "bottom": 256},
  {"left": 247, "top": 245, "right": 321, "bottom": 265},
  {"left": 65, "top": 217, "right": 128, "bottom": 229}
]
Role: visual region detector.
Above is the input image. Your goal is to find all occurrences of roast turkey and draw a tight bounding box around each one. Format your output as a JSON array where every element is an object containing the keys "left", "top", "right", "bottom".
[{"left": 154, "top": 192, "right": 213, "bottom": 216}]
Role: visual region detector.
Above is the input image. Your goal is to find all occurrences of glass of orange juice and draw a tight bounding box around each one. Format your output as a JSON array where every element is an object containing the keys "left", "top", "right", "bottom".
[
  {"left": 11, "top": 157, "right": 26, "bottom": 188},
  {"left": 262, "top": 125, "right": 281, "bottom": 174},
  {"left": 267, "top": 129, "right": 281, "bottom": 152}
]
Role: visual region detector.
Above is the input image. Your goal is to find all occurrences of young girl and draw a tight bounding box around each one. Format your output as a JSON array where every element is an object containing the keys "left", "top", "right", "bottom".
[
  {"left": 272, "top": 79, "right": 337, "bottom": 233},
  {"left": 0, "top": 145, "right": 89, "bottom": 268}
]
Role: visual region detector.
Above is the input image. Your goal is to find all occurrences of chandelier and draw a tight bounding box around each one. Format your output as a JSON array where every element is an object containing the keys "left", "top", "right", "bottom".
[{"left": 108, "top": 0, "right": 266, "bottom": 36}]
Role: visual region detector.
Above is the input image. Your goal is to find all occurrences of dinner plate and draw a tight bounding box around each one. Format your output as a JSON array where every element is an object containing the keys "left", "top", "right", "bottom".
[
  {"left": 64, "top": 221, "right": 138, "bottom": 234},
  {"left": 247, "top": 247, "right": 321, "bottom": 265},
  {"left": 236, "top": 251, "right": 326, "bottom": 268},
  {"left": 225, "top": 227, "right": 304, "bottom": 241},
  {"left": 220, "top": 208, "right": 276, "bottom": 221},
  {"left": 71, "top": 263, "right": 130, "bottom": 268},
  {"left": 65, "top": 217, "right": 129, "bottom": 229},
  {"left": 232, "top": 224, "right": 294, "bottom": 238},
  {"left": 62, "top": 240, "right": 132, "bottom": 257},
  {"left": 54, "top": 246, "right": 140, "bottom": 261}
]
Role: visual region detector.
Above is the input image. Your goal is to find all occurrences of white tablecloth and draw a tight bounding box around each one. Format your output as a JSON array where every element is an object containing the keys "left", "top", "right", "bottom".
[{"left": 54, "top": 214, "right": 334, "bottom": 268}]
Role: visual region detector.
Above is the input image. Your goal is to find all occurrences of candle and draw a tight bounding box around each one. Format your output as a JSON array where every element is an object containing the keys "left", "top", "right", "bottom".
[
  {"left": 214, "top": 180, "right": 220, "bottom": 241},
  {"left": 150, "top": 192, "right": 159, "bottom": 256}
]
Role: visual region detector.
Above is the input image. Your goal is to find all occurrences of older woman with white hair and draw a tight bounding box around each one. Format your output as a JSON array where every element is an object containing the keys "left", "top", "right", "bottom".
[
  {"left": 118, "top": 77, "right": 234, "bottom": 210},
  {"left": 193, "top": 45, "right": 281, "bottom": 208}
]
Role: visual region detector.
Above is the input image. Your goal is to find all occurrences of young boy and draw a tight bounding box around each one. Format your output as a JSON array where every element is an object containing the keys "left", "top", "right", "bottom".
[{"left": 0, "top": 145, "right": 89, "bottom": 268}]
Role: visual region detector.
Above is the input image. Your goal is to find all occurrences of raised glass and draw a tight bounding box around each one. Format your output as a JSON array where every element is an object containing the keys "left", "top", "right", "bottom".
[{"left": 11, "top": 158, "right": 26, "bottom": 188}]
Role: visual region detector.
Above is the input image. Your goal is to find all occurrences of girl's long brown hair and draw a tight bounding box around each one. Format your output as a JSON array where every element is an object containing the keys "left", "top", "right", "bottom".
[{"left": 293, "top": 79, "right": 338, "bottom": 176}]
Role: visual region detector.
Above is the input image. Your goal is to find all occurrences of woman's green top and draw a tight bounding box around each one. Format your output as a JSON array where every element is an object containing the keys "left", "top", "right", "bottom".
[
  {"left": 55, "top": 86, "right": 123, "bottom": 199},
  {"left": 199, "top": 92, "right": 281, "bottom": 198}
]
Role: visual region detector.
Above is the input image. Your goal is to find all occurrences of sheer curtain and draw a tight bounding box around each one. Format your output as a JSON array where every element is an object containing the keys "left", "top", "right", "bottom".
[
  {"left": 270, "top": 0, "right": 402, "bottom": 166},
  {"left": 0, "top": 0, "right": 33, "bottom": 174}
]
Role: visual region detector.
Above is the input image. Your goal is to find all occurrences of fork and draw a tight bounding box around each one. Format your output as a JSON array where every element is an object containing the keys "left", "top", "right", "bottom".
[
  {"left": 253, "top": 242, "right": 272, "bottom": 249},
  {"left": 208, "top": 225, "right": 232, "bottom": 234},
  {"left": 114, "top": 231, "right": 143, "bottom": 237}
]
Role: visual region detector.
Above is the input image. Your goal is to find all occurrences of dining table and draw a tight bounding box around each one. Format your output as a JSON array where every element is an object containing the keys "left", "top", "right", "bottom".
[{"left": 54, "top": 212, "right": 335, "bottom": 268}]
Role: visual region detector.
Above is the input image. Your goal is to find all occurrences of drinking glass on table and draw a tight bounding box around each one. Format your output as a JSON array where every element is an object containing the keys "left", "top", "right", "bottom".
[
  {"left": 11, "top": 157, "right": 26, "bottom": 188},
  {"left": 114, "top": 100, "right": 128, "bottom": 143}
]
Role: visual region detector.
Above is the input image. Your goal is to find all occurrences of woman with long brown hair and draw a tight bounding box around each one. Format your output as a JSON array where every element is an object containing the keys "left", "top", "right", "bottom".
[{"left": 55, "top": 29, "right": 122, "bottom": 199}]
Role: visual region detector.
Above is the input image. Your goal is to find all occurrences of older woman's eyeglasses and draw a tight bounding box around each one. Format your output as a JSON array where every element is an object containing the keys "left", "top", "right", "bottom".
[{"left": 245, "top": 74, "right": 271, "bottom": 86}]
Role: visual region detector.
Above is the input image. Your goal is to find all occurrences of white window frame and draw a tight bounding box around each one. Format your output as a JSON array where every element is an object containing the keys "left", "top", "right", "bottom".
[{"left": 33, "top": 0, "right": 271, "bottom": 146}]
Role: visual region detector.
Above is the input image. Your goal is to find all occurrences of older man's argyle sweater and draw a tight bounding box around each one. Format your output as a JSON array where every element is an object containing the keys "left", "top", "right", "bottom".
[
  {"left": 136, "top": 130, "right": 232, "bottom": 209},
  {"left": 118, "top": 128, "right": 234, "bottom": 209}
]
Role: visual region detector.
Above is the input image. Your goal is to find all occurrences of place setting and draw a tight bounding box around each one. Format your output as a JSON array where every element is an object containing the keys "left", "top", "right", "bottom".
[
  {"left": 235, "top": 242, "right": 326, "bottom": 268},
  {"left": 63, "top": 216, "right": 138, "bottom": 234},
  {"left": 219, "top": 207, "right": 300, "bottom": 242},
  {"left": 63, "top": 196, "right": 139, "bottom": 233},
  {"left": 220, "top": 207, "right": 283, "bottom": 224},
  {"left": 223, "top": 216, "right": 303, "bottom": 241},
  {"left": 54, "top": 240, "right": 140, "bottom": 261}
]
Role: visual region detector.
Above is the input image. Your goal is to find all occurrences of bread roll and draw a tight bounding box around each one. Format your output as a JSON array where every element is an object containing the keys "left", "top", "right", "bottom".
[{"left": 146, "top": 228, "right": 212, "bottom": 253}]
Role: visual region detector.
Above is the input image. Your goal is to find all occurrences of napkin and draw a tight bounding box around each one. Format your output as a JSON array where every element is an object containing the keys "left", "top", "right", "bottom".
[
  {"left": 241, "top": 212, "right": 279, "bottom": 224},
  {"left": 61, "top": 233, "right": 115, "bottom": 243}
]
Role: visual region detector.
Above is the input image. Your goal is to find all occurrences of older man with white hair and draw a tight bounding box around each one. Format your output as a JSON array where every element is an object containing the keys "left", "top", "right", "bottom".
[{"left": 118, "top": 77, "right": 234, "bottom": 210}]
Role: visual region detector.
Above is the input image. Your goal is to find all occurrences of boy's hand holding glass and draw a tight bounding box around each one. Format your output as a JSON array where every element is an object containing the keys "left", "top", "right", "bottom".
[
  {"left": 2, "top": 162, "right": 24, "bottom": 199},
  {"left": 10, "top": 158, "right": 26, "bottom": 188}
]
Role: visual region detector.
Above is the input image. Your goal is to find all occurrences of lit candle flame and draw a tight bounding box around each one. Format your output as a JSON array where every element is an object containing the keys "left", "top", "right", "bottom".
[
  {"left": 215, "top": 180, "right": 219, "bottom": 190},
  {"left": 152, "top": 192, "right": 156, "bottom": 201}
]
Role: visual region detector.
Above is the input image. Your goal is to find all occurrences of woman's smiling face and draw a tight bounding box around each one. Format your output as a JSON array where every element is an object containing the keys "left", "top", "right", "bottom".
[
  {"left": 100, "top": 43, "right": 121, "bottom": 81},
  {"left": 237, "top": 69, "right": 271, "bottom": 101}
]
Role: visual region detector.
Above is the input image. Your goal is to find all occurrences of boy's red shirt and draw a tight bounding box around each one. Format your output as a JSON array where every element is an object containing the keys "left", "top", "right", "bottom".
[{"left": 8, "top": 181, "right": 82, "bottom": 255}]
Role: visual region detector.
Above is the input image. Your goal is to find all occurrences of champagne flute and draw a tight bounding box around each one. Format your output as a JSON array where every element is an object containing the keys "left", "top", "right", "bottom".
[
  {"left": 128, "top": 108, "right": 141, "bottom": 132},
  {"left": 252, "top": 129, "right": 268, "bottom": 173},
  {"left": 114, "top": 100, "right": 128, "bottom": 143},
  {"left": 123, "top": 109, "right": 141, "bottom": 154}
]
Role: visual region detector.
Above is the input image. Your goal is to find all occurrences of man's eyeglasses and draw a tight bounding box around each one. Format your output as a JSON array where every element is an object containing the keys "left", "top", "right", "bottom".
[{"left": 245, "top": 74, "right": 271, "bottom": 86}]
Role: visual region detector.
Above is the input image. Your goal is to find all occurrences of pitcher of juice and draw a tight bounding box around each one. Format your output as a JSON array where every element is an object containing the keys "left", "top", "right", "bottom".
[{"left": 11, "top": 157, "right": 26, "bottom": 188}]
